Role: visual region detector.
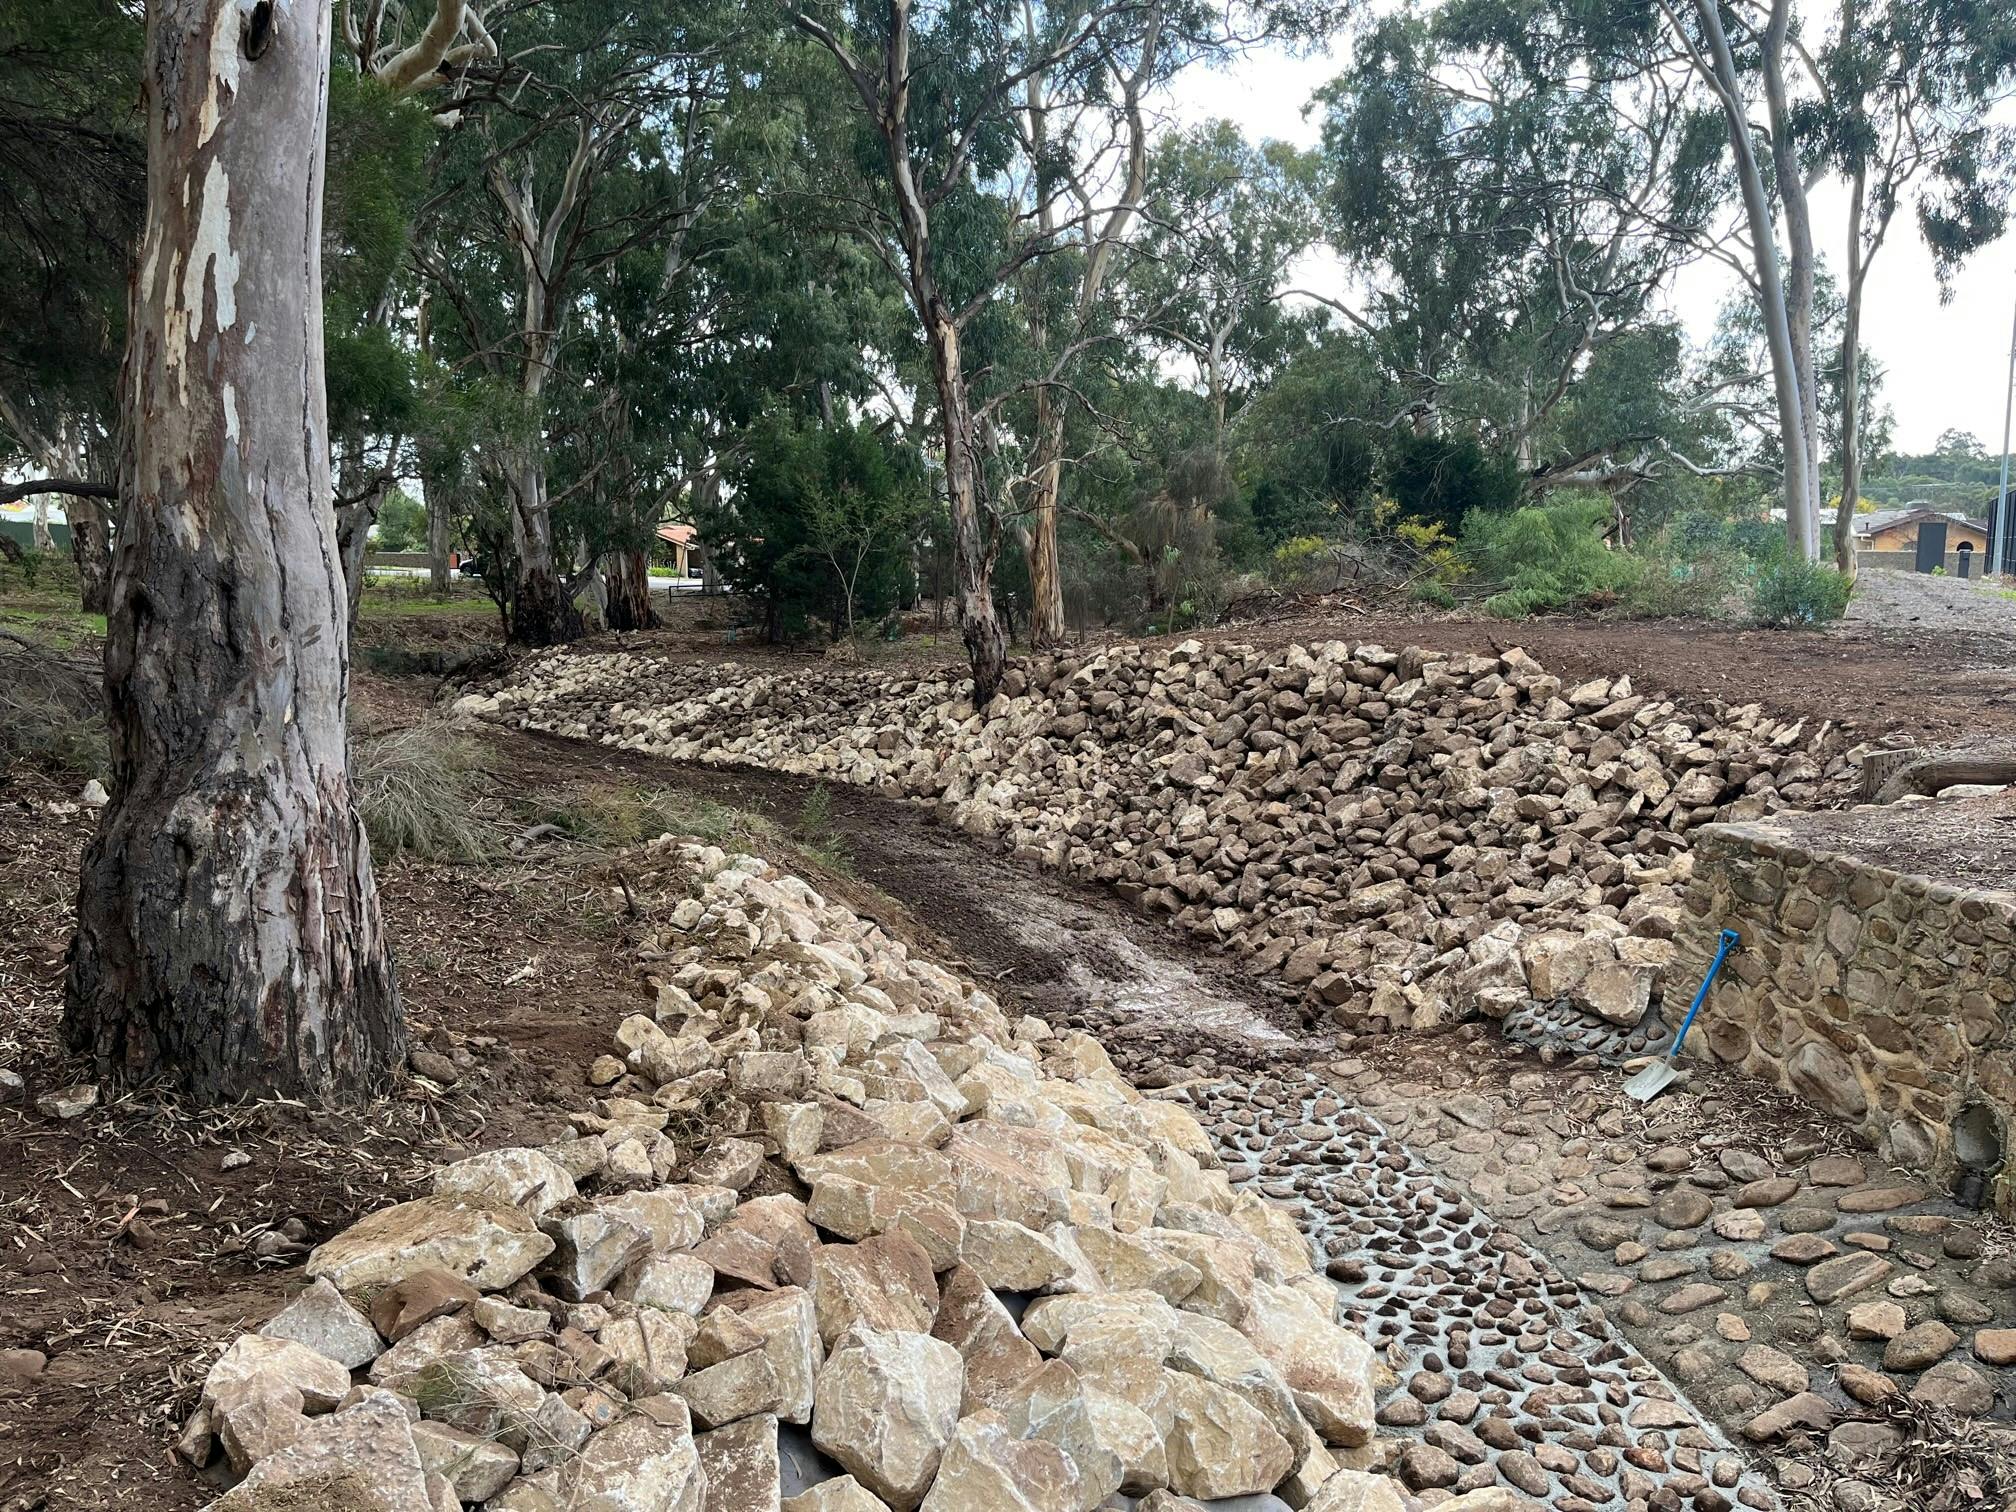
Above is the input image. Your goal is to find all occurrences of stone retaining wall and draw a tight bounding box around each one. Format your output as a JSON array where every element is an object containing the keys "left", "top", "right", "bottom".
[{"left": 1680, "top": 820, "right": 2016, "bottom": 1217}]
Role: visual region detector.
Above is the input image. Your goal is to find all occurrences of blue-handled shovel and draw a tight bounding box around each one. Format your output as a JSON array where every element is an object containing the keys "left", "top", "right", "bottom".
[{"left": 1623, "top": 928, "right": 1740, "bottom": 1102}]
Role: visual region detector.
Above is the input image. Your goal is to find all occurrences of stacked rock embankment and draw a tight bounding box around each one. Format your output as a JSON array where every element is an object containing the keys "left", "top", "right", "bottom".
[
  {"left": 461, "top": 639, "right": 1856, "bottom": 1045},
  {"left": 177, "top": 840, "right": 1468, "bottom": 1512}
]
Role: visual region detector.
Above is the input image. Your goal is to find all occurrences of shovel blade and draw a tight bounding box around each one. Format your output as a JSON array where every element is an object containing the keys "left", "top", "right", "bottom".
[{"left": 1623, "top": 1060, "right": 1678, "bottom": 1102}]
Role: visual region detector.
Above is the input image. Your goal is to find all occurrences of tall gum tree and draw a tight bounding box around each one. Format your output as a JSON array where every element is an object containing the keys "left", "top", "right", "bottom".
[{"left": 66, "top": 0, "right": 405, "bottom": 1099}]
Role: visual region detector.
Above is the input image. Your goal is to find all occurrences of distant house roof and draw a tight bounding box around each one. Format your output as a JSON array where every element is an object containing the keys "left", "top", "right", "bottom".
[
  {"left": 656, "top": 522, "right": 698, "bottom": 546},
  {"left": 1853, "top": 504, "right": 1986, "bottom": 537}
]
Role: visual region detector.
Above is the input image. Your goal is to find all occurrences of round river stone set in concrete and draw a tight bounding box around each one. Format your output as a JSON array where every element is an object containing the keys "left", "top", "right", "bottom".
[{"left": 1156, "top": 1070, "right": 1777, "bottom": 1512}]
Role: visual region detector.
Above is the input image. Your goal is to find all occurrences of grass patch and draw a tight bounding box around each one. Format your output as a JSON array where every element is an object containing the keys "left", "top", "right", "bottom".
[
  {"left": 351, "top": 718, "right": 500, "bottom": 861},
  {"left": 526, "top": 785, "right": 777, "bottom": 852},
  {"left": 793, "top": 783, "right": 853, "bottom": 874}
]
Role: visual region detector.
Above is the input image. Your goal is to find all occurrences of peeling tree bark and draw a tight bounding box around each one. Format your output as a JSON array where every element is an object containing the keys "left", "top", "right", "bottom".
[
  {"left": 67, "top": 0, "right": 405, "bottom": 1101},
  {"left": 604, "top": 549, "right": 657, "bottom": 631}
]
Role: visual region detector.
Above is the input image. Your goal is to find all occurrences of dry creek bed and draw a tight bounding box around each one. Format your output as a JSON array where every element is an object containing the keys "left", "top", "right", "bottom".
[{"left": 555, "top": 753, "right": 2010, "bottom": 1512}]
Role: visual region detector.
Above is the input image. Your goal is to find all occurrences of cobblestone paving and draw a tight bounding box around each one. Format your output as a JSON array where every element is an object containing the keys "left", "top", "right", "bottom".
[
  {"left": 1317, "top": 1028, "right": 2016, "bottom": 1508},
  {"left": 1154, "top": 1067, "right": 1780, "bottom": 1512}
]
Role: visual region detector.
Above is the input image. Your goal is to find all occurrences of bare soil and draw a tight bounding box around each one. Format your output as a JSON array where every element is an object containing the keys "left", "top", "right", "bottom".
[{"left": 5, "top": 594, "right": 2012, "bottom": 1507}]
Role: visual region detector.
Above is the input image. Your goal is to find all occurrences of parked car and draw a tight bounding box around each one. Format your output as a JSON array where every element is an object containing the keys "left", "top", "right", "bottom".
[{"left": 457, "top": 555, "right": 486, "bottom": 579}]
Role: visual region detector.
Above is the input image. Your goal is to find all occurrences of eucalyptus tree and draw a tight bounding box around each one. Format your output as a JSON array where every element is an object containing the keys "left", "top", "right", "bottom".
[
  {"left": 1814, "top": 0, "right": 2016, "bottom": 572},
  {"left": 68, "top": 0, "right": 405, "bottom": 1099},
  {"left": 1629, "top": 0, "right": 2015, "bottom": 565},
  {"left": 1132, "top": 121, "right": 1319, "bottom": 463},
  {"left": 416, "top": 0, "right": 735, "bottom": 644},
  {"left": 1311, "top": 2, "right": 1733, "bottom": 507},
  {"left": 0, "top": 3, "right": 143, "bottom": 608}
]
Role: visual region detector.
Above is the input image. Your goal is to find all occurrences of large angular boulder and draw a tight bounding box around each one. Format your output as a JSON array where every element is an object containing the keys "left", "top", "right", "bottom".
[
  {"left": 1158, "top": 1369, "right": 1294, "bottom": 1500},
  {"left": 930, "top": 1265, "right": 1043, "bottom": 1416},
  {"left": 811, "top": 1233, "right": 939, "bottom": 1346},
  {"left": 917, "top": 1410, "right": 1082, "bottom": 1512},
  {"left": 810, "top": 1326, "right": 964, "bottom": 1511},
  {"left": 432, "top": 1147, "right": 579, "bottom": 1222},
  {"left": 307, "top": 1197, "right": 555, "bottom": 1297},
  {"left": 203, "top": 1390, "right": 430, "bottom": 1512},
  {"left": 997, "top": 1359, "right": 1121, "bottom": 1510},
  {"left": 562, "top": 1403, "right": 707, "bottom": 1511},
  {"left": 677, "top": 1287, "right": 822, "bottom": 1427},
  {"left": 257, "top": 1278, "right": 384, "bottom": 1370},
  {"left": 1237, "top": 1283, "right": 1376, "bottom": 1445},
  {"left": 695, "top": 1414, "right": 782, "bottom": 1511}
]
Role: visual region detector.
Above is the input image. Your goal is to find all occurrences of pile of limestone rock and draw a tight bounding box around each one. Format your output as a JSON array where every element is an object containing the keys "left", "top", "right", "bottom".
[
  {"left": 176, "top": 839, "right": 1481, "bottom": 1512},
  {"left": 459, "top": 638, "right": 1856, "bottom": 1042}
]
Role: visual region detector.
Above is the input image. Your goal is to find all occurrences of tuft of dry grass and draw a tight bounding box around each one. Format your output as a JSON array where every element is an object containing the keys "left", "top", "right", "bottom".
[
  {"left": 351, "top": 717, "right": 501, "bottom": 862},
  {"left": 0, "top": 628, "right": 107, "bottom": 777}
]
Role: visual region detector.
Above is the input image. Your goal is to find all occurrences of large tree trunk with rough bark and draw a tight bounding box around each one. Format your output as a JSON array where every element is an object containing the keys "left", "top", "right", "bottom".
[
  {"left": 927, "top": 322, "right": 1007, "bottom": 705},
  {"left": 66, "top": 0, "right": 405, "bottom": 1101},
  {"left": 427, "top": 486, "right": 452, "bottom": 594},
  {"left": 68, "top": 492, "right": 112, "bottom": 613},
  {"left": 508, "top": 453, "right": 583, "bottom": 645},
  {"left": 605, "top": 548, "right": 658, "bottom": 631}
]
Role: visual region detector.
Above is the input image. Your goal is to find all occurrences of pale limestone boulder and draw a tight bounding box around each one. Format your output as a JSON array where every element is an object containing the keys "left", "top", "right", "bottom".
[
  {"left": 782, "top": 1477, "right": 892, "bottom": 1512},
  {"left": 472, "top": 1297, "right": 549, "bottom": 1344},
  {"left": 1165, "top": 1311, "right": 1306, "bottom": 1472},
  {"left": 806, "top": 1175, "right": 965, "bottom": 1269},
  {"left": 917, "top": 1410, "right": 1081, "bottom": 1512},
  {"left": 1105, "top": 1166, "right": 1168, "bottom": 1232},
  {"left": 599, "top": 1187, "right": 719, "bottom": 1252},
  {"left": 1237, "top": 1283, "right": 1376, "bottom": 1446},
  {"left": 958, "top": 1219, "right": 1074, "bottom": 1292},
  {"left": 868, "top": 1100, "right": 953, "bottom": 1149},
  {"left": 617, "top": 1252, "right": 716, "bottom": 1315},
  {"left": 811, "top": 1233, "right": 939, "bottom": 1346},
  {"left": 762, "top": 1102, "right": 827, "bottom": 1164},
  {"left": 695, "top": 1414, "right": 782, "bottom": 1511},
  {"left": 678, "top": 1286, "right": 822, "bottom": 1427},
  {"left": 366, "top": 1315, "right": 485, "bottom": 1391},
  {"left": 205, "top": 1334, "right": 352, "bottom": 1417},
  {"left": 929, "top": 1265, "right": 1043, "bottom": 1416},
  {"left": 1159, "top": 1369, "right": 1294, "bottom": 1499},
  {"left": 562, "top": 1403, "right": 706, "bottom": 1511},
  {"left": 1021, "top": 1290, "right": 1179, "bottom": 1366},
  {"left": 259, "top": 1278, "right": 385, "bottom": 1369},
  {"left": 1140, "top": 1227, "right": 1258, "bottom": 1324},
  {"left": 540, "top": 1208, "right": 654, "bottom": 1301},
  {"left": 307, "top": 1198, "right": 555, "bottom": 1297},
  {"left": 409, "top": 1349, "right": 545, "bottom": 1450},
  {"left": 997, "top": 1359, "right": 1121, "bottom": 1510},
  {"left": 1083, "top": 1384, "right": 1167, "bottom": 1495},
  {"left": 696, "top": 1194, "right": 818, "bottom": 1290},
  {"left": 602, "top": 1309, "right": 699, "bottom": 1396},
  {"left": 810, "top": 1326, "right": 963, "bottom": 1511},
  {"left": 432, "top": 1148, "right": 579, "bottom": 1222},
  {"left": 410, "top": 1421, "right": 520, "bottom": 1502},
  {"left": 203, "top": 1390, "right": 430, "bottom": 1512},
  {"left": 1305, "top": 1466, "right": 1409, "bottom": 1512},
  {"left": 520, "top": 1392, "right": 593, "bottom": 1474},
  {"left": 1226, "top": 1194, "right": 1312, "bottom": 1278},
  {"left": 1069, "top": 1227, "right": 1201, "bottom": 1304}
]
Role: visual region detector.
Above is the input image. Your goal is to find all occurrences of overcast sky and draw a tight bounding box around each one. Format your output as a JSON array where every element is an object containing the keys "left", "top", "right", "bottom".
[{"left": 1168, "top": 44, "right": 2016, "bottom": 459}]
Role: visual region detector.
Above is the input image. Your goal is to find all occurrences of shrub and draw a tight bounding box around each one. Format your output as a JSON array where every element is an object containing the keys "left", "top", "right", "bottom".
[
  {"left": 1750, "top": 558, "right": 1852, "bottom": 626},
  {"left": 1462, "top": 498, "right": 1639, "bottom": 616},
  {"left": 1410, "top": 577, "right": 1456, "bottom": 609}
]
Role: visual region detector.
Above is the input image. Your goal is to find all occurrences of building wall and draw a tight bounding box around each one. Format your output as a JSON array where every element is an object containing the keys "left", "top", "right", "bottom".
[
  {"left": 1856, "top": 549, "right": 2000, "bottom": 576},
  {"left": 1680, "top": 820, "right": 2015, "bottom": 1217},
  {"left": 1862, "top": 519, "right": 1989, "bottom": 552}
]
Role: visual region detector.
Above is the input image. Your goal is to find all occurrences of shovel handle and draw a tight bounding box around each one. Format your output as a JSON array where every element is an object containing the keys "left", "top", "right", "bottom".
[{"left": 1669, "top": 928, "right": 1740, "bottom": 1059}]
